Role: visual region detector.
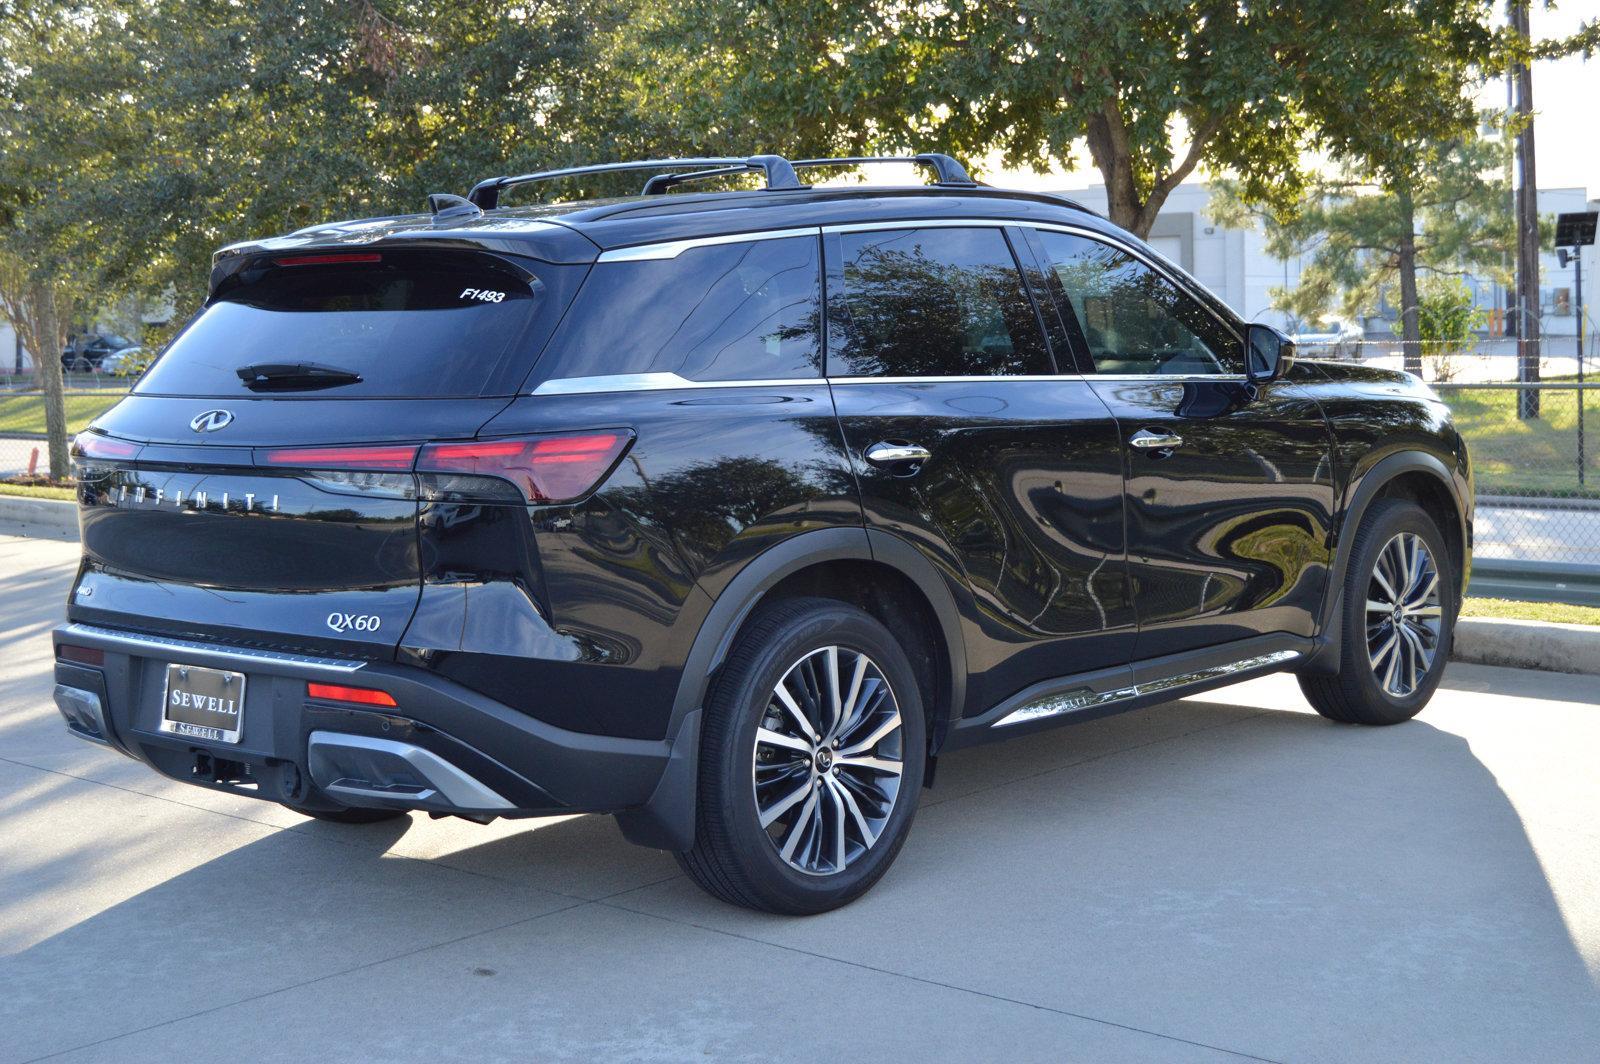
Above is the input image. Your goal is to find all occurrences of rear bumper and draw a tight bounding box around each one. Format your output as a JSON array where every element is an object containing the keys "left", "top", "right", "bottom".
[{"left": 51, "top": 622, "right": 674, "bottom": 819}]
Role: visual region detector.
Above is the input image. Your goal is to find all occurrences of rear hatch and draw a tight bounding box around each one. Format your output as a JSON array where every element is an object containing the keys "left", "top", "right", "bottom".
[{"left": 72, "top": 246, "right": 586, "bottom": 657}]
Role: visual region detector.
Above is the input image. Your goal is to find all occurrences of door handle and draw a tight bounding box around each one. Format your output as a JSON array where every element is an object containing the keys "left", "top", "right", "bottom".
[
  {"left": 1130, "top": 429, "right": 1184, "bottom": 450},
  {"left": 864, "top": 441, "right": 933, "bottom": 468}
]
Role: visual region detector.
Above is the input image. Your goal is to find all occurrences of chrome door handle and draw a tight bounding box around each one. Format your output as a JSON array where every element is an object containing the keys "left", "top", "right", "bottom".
[
  {"left": 1130, "top": 429, "right": 1184, "bottom": 450},
  {"left": 864, "top": 441, "right": 933, "bottom": 467}
]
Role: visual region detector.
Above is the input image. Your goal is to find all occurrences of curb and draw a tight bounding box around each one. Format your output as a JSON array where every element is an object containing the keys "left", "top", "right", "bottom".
[
  {"left": 0, "top": 495, "right": 79, "bottom": 541},
  {"left": 1452, "top": 617, "right": 1600, "bottom": 676}
]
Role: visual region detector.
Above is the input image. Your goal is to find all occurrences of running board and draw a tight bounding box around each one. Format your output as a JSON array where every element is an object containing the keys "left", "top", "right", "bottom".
[{"left": 943, "top": 636, "right": 1310, "bottom": 751}]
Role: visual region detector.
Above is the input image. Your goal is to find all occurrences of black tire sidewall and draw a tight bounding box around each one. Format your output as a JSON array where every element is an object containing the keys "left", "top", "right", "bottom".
[
  {"left": 1341, "top": 499, "right": 1456, "bottom": 716},
  {"left": 703, "top": 599, "right": 926, "bottom": 913}
]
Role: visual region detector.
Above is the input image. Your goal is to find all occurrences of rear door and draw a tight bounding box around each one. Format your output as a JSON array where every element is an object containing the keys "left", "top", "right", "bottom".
[
  {"left": 72, "top": 247, "right": 584, "bottom": 657},
  {"left": 1025, "top": 226, "right": 1335, "bottom": 659},
  {"left": 824, "top": 222, "right": 1134, "bottom": 708}
]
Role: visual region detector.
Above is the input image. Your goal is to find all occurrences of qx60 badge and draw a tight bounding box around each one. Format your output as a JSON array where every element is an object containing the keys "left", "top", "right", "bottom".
[{"left": 190, "top": 409, "right": 234, "bottom": 433}]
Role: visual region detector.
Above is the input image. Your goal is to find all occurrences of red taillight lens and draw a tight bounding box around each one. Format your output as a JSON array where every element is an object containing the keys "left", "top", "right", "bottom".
[
  {"left": 273, "top": 253, "right": 383, "bottom": 267},
  {"left": 259, "top": 444, "right": 419, "bottom": 471},
  {"left": 72, "top": 432, "right": 140, "bottom": 460},
  {"left": 418, "top": 432, "right": 631, "bottom": 504},
  {"left": 57, "top": 644, "right": 105, "bottom": 666},
  {"left": 306, "top": 682, "right": 397, "bottom": 707}
]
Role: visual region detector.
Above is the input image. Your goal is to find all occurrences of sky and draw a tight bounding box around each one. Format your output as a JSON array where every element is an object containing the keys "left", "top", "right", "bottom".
[{"left": 979, "top": 4, "right": 1597, "bottom": 197}]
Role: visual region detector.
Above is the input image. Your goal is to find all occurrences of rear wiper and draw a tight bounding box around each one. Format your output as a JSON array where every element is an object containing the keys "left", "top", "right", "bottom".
[{"left": 236, "top": 362, "right": 363, "bottom": 392}]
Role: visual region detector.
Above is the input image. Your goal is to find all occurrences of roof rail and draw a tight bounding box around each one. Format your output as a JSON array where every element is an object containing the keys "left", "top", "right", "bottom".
[
  {"left": 467, "top": 156, "right": 802, "bottom": 209},
  {"left": 790, "top": 154, "right": 976, "bottom": 186}
]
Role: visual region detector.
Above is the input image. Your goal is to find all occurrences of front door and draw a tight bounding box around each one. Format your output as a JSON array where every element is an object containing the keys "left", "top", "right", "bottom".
[
  {"left": 824, "top": 223, "right": 1135, "bottom": 709},
  {"left": 1026, "top": 226, "right": 1335, "bottom": 660}
]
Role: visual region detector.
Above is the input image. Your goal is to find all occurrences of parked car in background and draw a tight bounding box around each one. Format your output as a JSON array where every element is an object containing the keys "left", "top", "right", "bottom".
[
  {"left": 53, "top": 153, "right": 1473, "bottom": 914},
  {"left": 97, "top": 346, "right": 145, "bottom": 377},
  {"left": 61, "top": 333, "right": 137, "bottom": 372},
  {"left": 1290, "top": 317, "right": 1366, "bottom": 359}
]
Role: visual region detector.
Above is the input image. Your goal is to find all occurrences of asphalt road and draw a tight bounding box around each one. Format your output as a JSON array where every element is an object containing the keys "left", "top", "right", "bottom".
[{"left": 3, "top": 532, "right": 1599, "bottom": 1063}]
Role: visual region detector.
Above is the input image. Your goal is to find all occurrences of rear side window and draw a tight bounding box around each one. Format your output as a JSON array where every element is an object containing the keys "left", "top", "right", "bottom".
[
  {"left": 827, "top": 226, "right": 1052, "bottom": 378},
  {"left": 534, "top": 235, "right": 823, "bottom": 385},
  {"left": 136, "top": 251, "right": 550, "bottom": 398}
]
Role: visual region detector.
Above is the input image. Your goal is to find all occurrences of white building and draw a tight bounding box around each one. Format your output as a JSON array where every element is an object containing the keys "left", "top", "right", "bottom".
[{"left": 1054, "top": 181, "right": 1598, "bottom": 354}]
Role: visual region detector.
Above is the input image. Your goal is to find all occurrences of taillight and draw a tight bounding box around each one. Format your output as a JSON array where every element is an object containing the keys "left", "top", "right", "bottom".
[
  {"left": 72, "top": 432, "right": 140, "bottom": 461},
  {"left": 259, "top": 443, "right": 419, "bottom": 471},
  {"left": 306, "top": 682, "right": 397, "bottom": 707},
  {"left": 273, "top": 253, "right": 383, "bottom": 267},
  {"left": 417, "top": 431, "right": 631, "bottom": 504},
  {"left": 57, "top": 644, "right": 106, "bottom": 666}
]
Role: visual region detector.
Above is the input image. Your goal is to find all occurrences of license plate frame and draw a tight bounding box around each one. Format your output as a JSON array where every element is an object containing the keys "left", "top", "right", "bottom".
[{"left": 159, "top": 663, "right": 247, "bottom": 744}]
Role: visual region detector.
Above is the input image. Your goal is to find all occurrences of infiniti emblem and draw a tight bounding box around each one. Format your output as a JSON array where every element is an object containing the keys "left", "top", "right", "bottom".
[{"left": 190, "top": 409, "right": 234, "bottom": 433}]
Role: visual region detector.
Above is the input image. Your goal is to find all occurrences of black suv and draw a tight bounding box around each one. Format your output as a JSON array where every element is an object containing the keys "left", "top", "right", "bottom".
[{"left": 53, "top": 154, "right": 1472, "bottom": 914}]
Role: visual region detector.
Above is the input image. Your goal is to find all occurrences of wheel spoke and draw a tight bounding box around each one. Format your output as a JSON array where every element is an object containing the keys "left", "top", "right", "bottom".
[
  {"left": 838, "top": 710, "right": 902, "bottom": 757},
  {"left": 1407, "top": 604, "right": 1443, "bottom": 618},
  {"left": 836, "top": 754, "right": 902, "bottom": 777},
  {"left": 830, "top": 775, "right": 879, "bottom": 848},
  {"left": 833, "top": 654, "right": 870, "bottom": 741},
  {"left": 756, "top": 727, "right": 812, "bottom": 755},
  {"left": 1366, "top": 598, "right": 1393, "bottom": 613},
  {"left": 824, "top": 776, "right": 847, "bottom": 872},
  {"left": 1405, "top": 569, "right": 1438, "bottom": 611},
  {"left": 760, "top": 778, "right": 813, "bottom": 828},
  {"left": 1369, "top": 630, "right": 1398, "bottom": 671},
  {"left": 1371, "top": 563, "right": 1399, "bottom": 603},
  {"left": 772, "top": 679, "right": 820, "bottom": 744},
  {"left": 778, "top": 785, "right": 819, "bottom": 860},
  {"left": 823, "top": 646, "right": 843, "bottom": 739}
]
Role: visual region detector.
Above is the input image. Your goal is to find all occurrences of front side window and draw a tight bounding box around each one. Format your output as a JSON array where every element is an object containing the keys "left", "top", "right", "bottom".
[
  {"left": 1035, "top": 231, "right": 1242, "bottom": 376},
  {"left": 535, "top": 235, "right": 823, "bottom": 384},
  {"left": 827, "top": 226, "right": 1052, "bottom": 378}
]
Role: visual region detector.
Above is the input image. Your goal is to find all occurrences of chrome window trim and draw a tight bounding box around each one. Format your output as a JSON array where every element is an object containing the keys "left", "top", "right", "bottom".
[
  {"left": 596, "top": 226, "right": 821, "bottom": 263},
  {"left": 533, "top": 372, "right": 825, "bottom": 395},
  {"left": 826, "top": 374, "right": 1076, "bottom": 385}
]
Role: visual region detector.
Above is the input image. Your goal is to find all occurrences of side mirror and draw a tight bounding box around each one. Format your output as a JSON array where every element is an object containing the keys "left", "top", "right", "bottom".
[{"left": 1246, "top": 323, "right": 1295, "bottom": 384}]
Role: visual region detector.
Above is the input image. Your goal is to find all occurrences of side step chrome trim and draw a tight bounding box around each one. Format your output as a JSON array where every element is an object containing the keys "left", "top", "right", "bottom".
[
  {"left": 57, "top": 622, "right": 365, "bottom": 674},
  {"left": 306, "top": 731, "right": 515, "bottom": 811},
  {"left": 992, "top": 650, "right": 1301, "bottom": 729}
]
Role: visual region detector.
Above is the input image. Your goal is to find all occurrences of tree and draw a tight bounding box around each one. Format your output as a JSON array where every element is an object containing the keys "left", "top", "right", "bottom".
[
  {"left": 619, "top": 0, "right": 1499, "bottom": 237},
  {"left": 1211, "top": 126, "right": 1518, "bottom": 375}
]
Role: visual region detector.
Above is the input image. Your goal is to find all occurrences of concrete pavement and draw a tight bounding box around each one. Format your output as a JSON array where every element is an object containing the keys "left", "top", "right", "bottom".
[{"left": 2, "top": 533, "right": 1598, "bottom": 1063}]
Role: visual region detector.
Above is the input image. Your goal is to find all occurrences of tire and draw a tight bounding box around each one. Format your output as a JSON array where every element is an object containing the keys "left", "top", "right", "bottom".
[
  {"left": 676, "top": 596, "right": 927, "bottom": 914},
  {"left": 1299, "top": 498, "right": 1456, "bottom": 725},
  {"left": 282, "top": 802, "right": 408, "bottom": 824}
]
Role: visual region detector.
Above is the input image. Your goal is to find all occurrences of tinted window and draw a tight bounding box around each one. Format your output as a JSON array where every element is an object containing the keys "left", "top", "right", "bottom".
[
  {"left": 828, "top": 227, "right": 1051, "bottom": 378},
  {"left": 1035, "top": 231, "right": 1242, "bottom": 375},
  {"left": 137, "top": 252, "right": 549, "bottom": 398},
  {"left": 535, "top": 236, "right": 822, "bottom": 384}
]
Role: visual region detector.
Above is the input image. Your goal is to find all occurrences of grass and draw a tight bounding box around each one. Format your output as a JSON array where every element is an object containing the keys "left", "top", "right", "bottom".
[
  {"left": 1441, "top": 383, "right": 1600, "bottom": 499},
  {"left": 1461, "top": 596, "right": 1600, "bottom": 626},
  {"left": 0, "top": 392, "right": 127, "bottom": 436},
  {"left": 0, "top": 482, "right": 76, "bottom": 501}
]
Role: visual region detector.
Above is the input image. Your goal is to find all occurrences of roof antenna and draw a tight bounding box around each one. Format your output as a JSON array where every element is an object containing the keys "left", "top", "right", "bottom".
[{"left": 427, "top": 193, "right": 483, "bottom": 222}]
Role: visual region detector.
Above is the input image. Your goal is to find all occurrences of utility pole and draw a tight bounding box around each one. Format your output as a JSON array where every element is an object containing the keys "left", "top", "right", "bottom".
[{"left": 1511, "top": 0, "right": 1542, "bottom": 419}]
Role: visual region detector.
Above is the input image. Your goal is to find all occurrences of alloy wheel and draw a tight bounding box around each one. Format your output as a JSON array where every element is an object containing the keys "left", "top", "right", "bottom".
[
  {"left": 752, "top": 645, "right": 904, "bottom": 876},
  {"left": 1365, "top": 532, "right": 1444, "bottom": 698}
]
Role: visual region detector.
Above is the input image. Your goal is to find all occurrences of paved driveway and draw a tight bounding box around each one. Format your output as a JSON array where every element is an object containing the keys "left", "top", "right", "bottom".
[{"left": 2, "top": 532, "right": 1598, "bottom": 1063}]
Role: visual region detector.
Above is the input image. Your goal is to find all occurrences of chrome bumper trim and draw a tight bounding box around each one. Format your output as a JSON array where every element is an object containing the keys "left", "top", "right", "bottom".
[
  {"left": 306, "top": 731, "right": 515, "bottom": 811},
  {"left": 57, "top": 622, "right": 365, "bottom": 674}
]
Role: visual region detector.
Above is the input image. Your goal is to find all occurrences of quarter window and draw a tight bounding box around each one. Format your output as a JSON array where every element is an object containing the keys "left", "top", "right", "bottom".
[
  {"left": 534, "top": 235, "right": 822, "bottom": 384},
  {"left": 1034, "top": 231, "right": 1242, "bottom": 375},
  {"left": 827, "top": 227, "right": 1052, "bottom": 378}
]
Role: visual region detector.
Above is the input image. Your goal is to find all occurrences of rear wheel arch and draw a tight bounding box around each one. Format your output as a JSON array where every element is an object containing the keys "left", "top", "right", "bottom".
[{"left": 616, "top": 528, "right": 968, "bottom": 852}]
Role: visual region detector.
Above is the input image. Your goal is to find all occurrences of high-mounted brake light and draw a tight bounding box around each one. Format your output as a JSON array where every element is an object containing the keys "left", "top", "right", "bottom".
[
  {"left": 71, "top": 432, "right": 140, "bottom": 460},
  {"left": 258, "top": 443, "right": 419, "bottom": 471},
  {"left": 306, "top": 682, "right": 398, "bottom": 707},
  {"left": 273, "top": 253, "right": 383, "bottom": 267},
  {"left": 418, "top": 432, "right": 632, "bottom": 504}
]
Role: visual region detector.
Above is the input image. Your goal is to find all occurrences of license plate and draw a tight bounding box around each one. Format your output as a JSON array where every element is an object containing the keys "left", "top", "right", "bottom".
[{"left": 160, "top": 664, "right": 246, "bottom": 744}]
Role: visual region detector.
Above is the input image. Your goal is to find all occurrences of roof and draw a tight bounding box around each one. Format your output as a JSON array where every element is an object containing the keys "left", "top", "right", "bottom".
[{"left": 212, "top": 184, "right": 1113, "bottom": 272}]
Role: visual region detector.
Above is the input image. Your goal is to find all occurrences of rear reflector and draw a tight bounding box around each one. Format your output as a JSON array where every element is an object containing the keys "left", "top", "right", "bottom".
[
  {"left": 417, "top": 431, "right": 632, "bottom": 504},
  {"left": 259, "top": 444, "right": 419, "bottom": 471},
  {"left": 273, "top": 253, "right": 383, "bottom": 267},
  {"left": 57, "top": 644, "right": 106, "bottom": 666},
  {"left": 306, "top": 682, "right": 397, "bottom": 707},
  {"left": 72, "top": 432, "right": 140, "bottom": 461}
]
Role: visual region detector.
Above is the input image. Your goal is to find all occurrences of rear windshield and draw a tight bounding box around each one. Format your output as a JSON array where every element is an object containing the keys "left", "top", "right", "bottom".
[{"left": 136, "top": 251, "right": 548, "bottom": 398}]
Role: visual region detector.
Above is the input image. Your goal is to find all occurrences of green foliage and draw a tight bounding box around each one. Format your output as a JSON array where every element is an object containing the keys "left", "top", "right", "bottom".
[
  {"left": 1417, "top": 277, "right": 1484, "bottom": 357},
  {"left": 619, "top": 0, "right": 1500, "bottom": 236}
]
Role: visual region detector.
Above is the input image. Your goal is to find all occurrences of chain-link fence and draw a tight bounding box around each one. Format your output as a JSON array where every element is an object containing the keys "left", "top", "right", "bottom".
[{"left": 0, "top": 382, "right": 130, "bottom": 479}]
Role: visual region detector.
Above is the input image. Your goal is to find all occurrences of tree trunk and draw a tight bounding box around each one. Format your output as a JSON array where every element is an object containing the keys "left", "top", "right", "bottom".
[
  {"left": 1397, "top": 194, "right": 1423, "bottom": 377},
  {"left": 1511, "top": 0, "right": 1541, "bottom": 419},
  {"left": 22, "top": 285, "right": 72, "bottom": 480}
]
